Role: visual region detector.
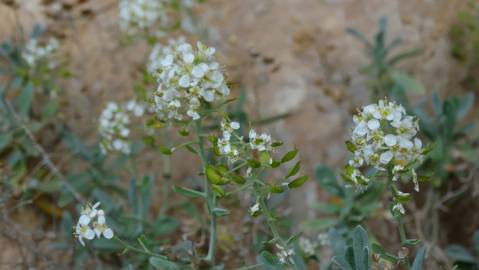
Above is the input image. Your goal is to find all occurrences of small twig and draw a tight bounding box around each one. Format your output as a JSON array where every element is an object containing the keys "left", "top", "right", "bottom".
[{"left": 5, "top": 103, "right": 86, "bottom": 204}]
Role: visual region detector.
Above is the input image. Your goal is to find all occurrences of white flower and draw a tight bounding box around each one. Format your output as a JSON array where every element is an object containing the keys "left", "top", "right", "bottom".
[
  {"left": 118, "top": 0, "right": 166, "bottom": 33},
  {"left": 299, "top": 237, "right": 317, "bottom": 257},
  {"left": 249, "top": 129, "right": 272, "bottom": 152},
  {"left": 151, "top": 40, "right": 230, "bottom": 121},
  {"left": 98, "top": 100, "right": 146, "bottom": 155},
  {"left": 380, "top": 151, "right": 393, "bottom": 164},
  {"left": 367, "top": 119, "right": 380, "bottom": 130},
  {"left": 392, "top": 203, "right": 405, "bottom": 215},
  {"left": 249, "top": 203, "right": 260, "bottom": 215},
  {"left": 75, "top": 202, "right": 114, "bottom": 246},
  {"left": 384, "top": 134, "right": 397, "bottom": 147},
  {"left": 347, "top": 99, "right": 423, "bottom": 177},
  {"left": 276, "top": 244, "right": 295, "bottom": 265},
  {"left": 79, "top": 202, "right": 100, "bottom": 225},
  {"left": 23, "top": 37, "right": 59, "bottom": 67}
]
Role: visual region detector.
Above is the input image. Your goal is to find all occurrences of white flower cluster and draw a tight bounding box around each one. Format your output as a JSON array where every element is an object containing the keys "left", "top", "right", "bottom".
[
  {"left": 216, "top": 119, "right": 276, "bottom": 165},
  {"left": 75, "top": 202, "right": 114, "bottom": 246},
  {"left": 217, "top": 119, "right": 241, "bottom": 163},
  {"left": 346, "top": 100, "right": 424, "bottom": 186},
  {"left": 98, "top": 101, "right": 146, "bottom": 155},
  {"left": 22, "top": 37, "right": 59, "bottom": 67},
  {"left": 276, "top": 244, "right": 295, "bottom": 265},
  {"left": 299, "top": 237, "right": 317, "bottom": 257},
  {"left": 151, "top": 40, "right": 230, "bottom": 121},
  {"left": 118, "top": 0, "right": 166, "bottom": 33},
  {"left": 249, "top": 129, "right": 273, "bottom": 152}
]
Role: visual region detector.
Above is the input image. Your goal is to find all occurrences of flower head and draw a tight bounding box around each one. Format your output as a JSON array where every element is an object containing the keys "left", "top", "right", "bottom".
[
  {"left": 23, "top": 37, "right": 59, "bottom": 67},
  {"left": 276, "top": 244, "right": 295, "bottom": 265},
  {"left": 119, "top": 0, "right": 166, "bottom": 33},
  {"left": 74, "top": 202, "right": 114, "bottom": 246},
  {"left": 150, "top": 40, "right": 230, "bottom": 121},
  {"left": 345, "top": 100, "right": 424, "bottom": 186},
  {"left": 98, "top": 100, "right": 146, "bottom": 155}
]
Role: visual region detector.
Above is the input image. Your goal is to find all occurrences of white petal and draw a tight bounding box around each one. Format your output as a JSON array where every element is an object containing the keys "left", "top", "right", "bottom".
[
  {"left": 414, "top": 138, "right": 422, "bottom": 149},
  {"left": 230, "top": 122, "right": 240, "bottom": 129},
  {"left": 379, "top": 151, "right": 393, "bottom": 164},
  {"left": 367, "top": 119, "right": 380, "bottom": 130},
  {"left": 354, "top": 122, "right": 368, "bottom": 136},
  {"left": 384, "top": 134, "right": 397, "bottom": 147},
  {"left": 79, "top": 215, "right": 91, "bottom": 225},
  {"left": 103, "top": 228, "right": 114, "bottom": 239},
  {"left": 78, "top": 236, "right": 85, "bottom": 246},
  {"left": 85, "top": 229, "right": 95, "bottom": 240}
]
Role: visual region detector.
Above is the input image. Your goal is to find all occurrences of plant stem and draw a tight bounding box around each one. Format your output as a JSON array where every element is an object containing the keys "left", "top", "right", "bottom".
[
  {"left": 159, "top": 154, "right": 171, "bottom": 217},
  {"left": 115, "top": 236, "right": 166, "bottom": 259},
  {"left": 194, "top": 120, "right": 217, "bottom": 264},
  {"left": 387, "top": 169, "right": 411, "bottom": 270}
]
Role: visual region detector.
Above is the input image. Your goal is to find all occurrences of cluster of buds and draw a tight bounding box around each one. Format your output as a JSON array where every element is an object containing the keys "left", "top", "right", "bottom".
[
  {"left": 74, "top": 202, "right": 114, "bottom": 246},
  {"left": 118, "top": 0, "right": 166, "bottom": 33},
  {"left": 344, "top": 99, "right": 426, "bottom": 214},
  {"left": 22, "top": 37, "right": 59, "bottom": 67},
  {"left": 98, "top": 100, "right": 146, "bottom": 155},
  {"left": 150, "top": 40, "right": 230, "bottom": 121}
]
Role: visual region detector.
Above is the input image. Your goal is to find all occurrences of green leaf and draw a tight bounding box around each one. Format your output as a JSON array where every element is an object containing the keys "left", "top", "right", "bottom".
[
  {"left": 259, "top": 152, "right": 271, "bottom": 166},
  {"left": 352, "top": 225, "right": 370, "bottom": 270},
  {"left": 231, "top": 175, "right": 246, "bottom": 185},
  {"left": 149, "top": 257, "right": 179, "bottom": 270},
  {"left": 0, "top": 132, "right": 12, "bottom": 151},
  {"left": 212, "top": 207, "right": 230, "bottom": 217},
  {"left": 159, "top": 146, "right": 173, "bottom": 155},
  {"left": 211, "top": 184, "right": 225, "bottom": 198},
  {"left": 172, "top": 185, "right": 205, "bottom": 199},
  {"left": 302, "top": 218, "right": 338, "bottom": 231},
  {"left": 288, "top": 175, "right": 308, "bottom": 189},
  {"left": 281, "top": 148, "right": 298, "bottom": 163},
  {"left": 345, "top": 141, "right": 357, "bottom": 153},
  {"left": 248, "top": 159, "right": 261, "bottom": 168},
  {"left": 332, "top": 256, "right": 354, "bottom": 270},
  {"left": 18, "top": 82, "right": 34, "bottom": 116},
  {"left": 269, "top": 184, "right": 285, "bottom": 194},
  {"left": 446, "top": 245, "right": 478, "bottom": 264},
  {"left": 372, "top": 243, "right": 399, "bottom": 263},
  {"left": 392, "top": 72, "right": 425, "bottom": 94},
  {"left": 411, "top": 247, "right": 427, "bottom": 270},
  {"left": 285, "top": 161, "right": 301, "bottom": 178},
  {"left": 315, "top": 164, "right": 343, "bottom": 196},
  {"left": 258, "top": 250, "right": 280, "bottom": 267},
  {"left": 474, "top": 231, "right": 479, "bottom": 254},
  {"left": 205, "top": 165, "right": 222, "bottom": 185}
]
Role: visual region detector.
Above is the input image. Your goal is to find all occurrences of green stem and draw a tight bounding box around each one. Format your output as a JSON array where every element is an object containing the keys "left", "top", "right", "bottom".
[
  {"left": 387, "top": 169, "right": 411, "bottom": 270},
  {"left": 115, "top": 236, "right": 166, "bottom": 259},
  {"left": 194, "top": 120, "right": 217, "bottom": 264},
  {"left": 258, "top": 196, "right": 299, "bottom": 270},
  {"left": 159, "top": 154, "right": 171, "bottom": 217}
]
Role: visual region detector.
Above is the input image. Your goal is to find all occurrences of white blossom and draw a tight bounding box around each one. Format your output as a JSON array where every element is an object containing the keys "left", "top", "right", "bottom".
[
  {"left": 249, "top": 129, "right": 272, "bottom": 152},
  {"left": 299, "top": 237, "right": 317, "bottom": 257},
  {"left": 276, "top": 244, "right": 295, "bottom": 265},
  {"left": 75, "top": 202, "right": 114, "bottom": 246},
  {"left": 249, "top": 203, "right": 260, "bottom": 215},
  {"left": 22, "top": 37, "right": 59, "bottom": 67},
  {"left": 119, "top": 0, "right": 166, "bottom": 33},
  {"left": 150, "top": 40, "right": 230, "bottom": 121},
  {"left": 98, "top": 100, "right": 146, "bottom": 155},
  {"left": 347, "top": 100, "right": 424, "bottom": 184}
]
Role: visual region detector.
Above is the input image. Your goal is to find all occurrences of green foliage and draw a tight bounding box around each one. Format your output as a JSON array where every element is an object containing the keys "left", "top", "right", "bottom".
[
  {"left": 347, "top": 16, "right": 424, "bottom": 101},
  {"left": 304, "top": 165, "right": 382, "bottom": 232},
  {"left": 414, "top": 91, "right": 476, "bottom": 185},
  {"left": 446, "top": 231, "right": 479, "bottom": 270},
  {"left": 331, "top": 225, "right": 371, "bottom": 270},
  {"left": 450, "top": 0, "right": 479, "bottom": 88}
]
